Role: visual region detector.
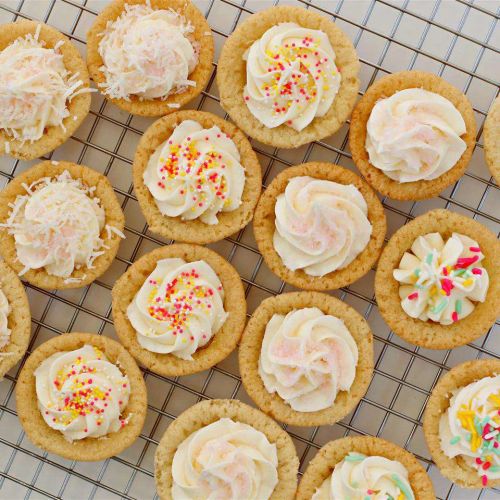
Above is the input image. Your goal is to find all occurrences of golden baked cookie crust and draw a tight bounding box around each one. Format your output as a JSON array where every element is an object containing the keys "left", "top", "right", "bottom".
[
  {"left": 484, "top": 95, "right": 500, "bottom": 185},
  {"left": 154, "top": 399, "right": 299, "bottom": 500},
  {"left": 16, "top": 333, "right": 147, "bottom": 461},
  {"left": 349, "top": 71, "right": 476, "bottom": 200},
  {"left": 296, "top": 436, "right": 435, "bottom": 499},
  {"left": 375, "top": 209, "right": 500, "bottom": 349},
  {"left": 423, "top": 359, "right": 500, "bottom": 489},
  {"left": 112, "top": 243, "right": 247, "bottom": 376},
  {"left": 0, "top": 161, "right": 125, "bottom": 290},
  {"left": 87, "top": 0, "right": 214, "bottom": 117},
  {"left": 133, "top": 110, "right": 262, "bottom": 244},
  {"left": 0, "top": 262, "right": 31, "bottom": 379},
  {"left": 217, "top": 5, "right": 360, "bottom": 149},
  {"left": 239, "top": 291, "right": 374, "bottom": 426},
  {"left": 0, "top": 20, "right": 91, "bottom": 160},
  {"left": 253, "top": 162, "right": 387, "bottom": 291}
]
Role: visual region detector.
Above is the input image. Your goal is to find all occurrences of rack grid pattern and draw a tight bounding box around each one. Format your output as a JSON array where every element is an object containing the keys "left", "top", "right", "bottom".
[{"left": 0, "top": 0, "right": 498, "bottom": 499}]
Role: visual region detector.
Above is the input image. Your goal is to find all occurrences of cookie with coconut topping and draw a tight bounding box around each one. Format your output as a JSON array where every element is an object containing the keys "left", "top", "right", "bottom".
[
  {"left": 87, "top": 0, "right": 214, "bottom": 116},
  {"left": 0, "top": 20, "right": 91, "bottom": 160},
  {"left": 0, "top": 161, "right": 125, "bottom": 290}
]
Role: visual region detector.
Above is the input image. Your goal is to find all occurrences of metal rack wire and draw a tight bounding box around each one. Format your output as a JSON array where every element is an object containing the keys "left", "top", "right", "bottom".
[{"left": 0, "top": 0, "right": 498, "bottom": 499}]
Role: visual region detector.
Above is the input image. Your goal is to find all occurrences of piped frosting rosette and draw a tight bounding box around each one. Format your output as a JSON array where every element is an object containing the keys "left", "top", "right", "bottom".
[
  {"left": 97, "top": 3, "right": 197, "bottom": 101},
  {"left": 273, "top": 176, "right": 372, "bottom": 277},
  {"left": 259, "top": 307, "right": 358, "bottom": 412},
  {"left": 312, "top": 452, "right": 415, "bottom": 500},
  {"left": 439, "top": 375, "right": 500, "bottom": 487},
  {"left": 171, "top": 418, "right": 278, "bottom": 500},
  {"left": 394, "top": 232, "right": 488, "bottom": 325},
  {"left": 243, "top": 23, "right": 341, "bottom": 131},
  {"left": 35, "top": 344, "right": 131, "bottom": 442},
  {"left": 365, "top": 88, "right": 467, "bottom": 183},
  {"left": 127, "top": 258, "right": 227, "bottom": 360},
  {"left": 143, "top": 119, "right": 245, "bottom": 224}
]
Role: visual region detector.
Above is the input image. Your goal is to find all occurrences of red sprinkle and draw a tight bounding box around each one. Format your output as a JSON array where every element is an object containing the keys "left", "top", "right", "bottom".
[
  {"left": 483, "top": 461, "right": 491, "bottom": 471},
  {"left": 482, "top": 475, "right": 488, "bottom": 486},
  {"left": 407, "top": 292, "right": 419, "bottom": 300},
  {"left": 452, "top": 311, "right": 459, "bottom": 322},
  {"left": 472, "top": 268, "right": 482, "bottom": 275},
  {"left": 476, "top": 458, "right": 483, "bottom": 465},
  {"left": 441, "top": 278, "right": 454, "bottom": 296},
  {"left": 455, "top": 256, "right": 479, "bottom": 269},
  {"left": 469, "top": 246, "right": 481, "bottom": 252}
]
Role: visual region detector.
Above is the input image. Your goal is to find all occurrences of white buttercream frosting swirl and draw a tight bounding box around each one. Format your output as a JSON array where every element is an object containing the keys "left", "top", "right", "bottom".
[
  {"left": 98, "top": 3, "right": 197, "bottom": 101},
  {"left": 171, "top": 418, "right": 278, "bottom": 500},
  {"left": 143, "top": 120, "right": 245, "bottom": 224},
  {"left": 243, "top": 23, "right": 341, "bottom": 131},
  {"left": 273, "top": 176, "right": 372, "bottom": 276},
  {"left": 259, "top": 307, "right": 358, "bottom": 412},
  {"left": 312, "top": 452, "right": 415, "bottom": 500},
  {"left": 366, "top": 88, "right": 467, "bottom": 183},
  {"left": 439, "top": 375, "right": 500, "bottom": 486},
  {"left": 126, "top": 258, "right": 227, "bottom": 360},
  {"left": 0, "top": 289, "right": 11, "bottom": 351},
  {"left": 34, "top": 344, "right": 131, "bottom": 442},
  {"left": 394, "top": 232, "right": 489, "bottom": 325},
  {"left": 0, "top": 170, "right": 116, "bottom": 280},
  {"left": 0, "top": 25, "right": 88, "bottom": 147}
]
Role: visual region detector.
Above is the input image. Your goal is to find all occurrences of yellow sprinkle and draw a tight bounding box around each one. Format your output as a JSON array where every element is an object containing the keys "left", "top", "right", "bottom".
[{"left": 463, "top": 279, "right": 473, "bottom": 287}]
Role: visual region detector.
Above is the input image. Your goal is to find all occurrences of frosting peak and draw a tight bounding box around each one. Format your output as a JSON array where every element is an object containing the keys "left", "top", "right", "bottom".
[
  {"left": 394, "top": 232, "right": 489, "bottom": 325},
  {"left": 143, "top": 120, "right": 245, "bottom": 225},
  {"left": 126, "top": 258, "right": 227, "bottom": 359},
  {"left": 0, "top": 289, "right": 11, "bottom": 351},
  {"left": 259, "top": 307, "right": 358, "bottom": 412},
  {"left": 366, "top": 88, "right": 467, "bottom": 183},
  {"left": 171, "top": 418, "right": 278, "bottom": 500},
  {"left": 98, "top": 4, "right": 197, "bottom": 100},
  {"left": 243, "top": 23, "right": 341, "bottom": 131},
  {"left": 35, "top": 344, "right": 131, "bottom": 442},
  {"left": 312, "top": 452, "right": 415, "bottom": 500},
  {"left": 439, "top": 375, "right": 500, "bottom": 486},
  {"left": 273, "top": 176, "right": 372, "bottom": 276}
]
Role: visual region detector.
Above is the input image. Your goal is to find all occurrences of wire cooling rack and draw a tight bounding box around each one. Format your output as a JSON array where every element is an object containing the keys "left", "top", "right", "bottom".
[{"left": 0, "top": 0, "right": 498, "bottom": 498}]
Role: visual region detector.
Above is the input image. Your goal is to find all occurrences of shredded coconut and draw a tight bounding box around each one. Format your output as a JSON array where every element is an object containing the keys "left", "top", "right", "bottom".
[
  {"left": 0, "top": 26, "right": 92, "bottom": 148},
  {"left": 97, "top": 4, "right": 198, "bottom": 101},
  {"left": 0, "top": 171, "right": 122, "bottom": 279},
  {"left": 167, "top": 103, "right": 181, "bottom": 109}
]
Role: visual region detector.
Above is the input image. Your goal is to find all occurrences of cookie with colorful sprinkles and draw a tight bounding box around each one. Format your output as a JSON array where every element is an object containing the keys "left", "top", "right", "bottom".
[
  {"left": 296, "top": 436, "right": 435, "bottom": 499},
  {"left": 112, "top": 243, "right": 247, "bottom": 376},
  {"left": 484, "top": 95, "right": 500, "bottom": 185},
  {"left": 217, "top": 5, "right": 360, "bottom": 148},
  {"left": 16, "top": 333, "right": 147, "bottom": 461},
  {"left": 133, "top": 110, "right": 262, "bottom": 244},
  {"left": 424, "top": 359, "right": 500, "bottom": 488},
  {"left": 375, "top": 209, "right": 500, "bottom": 349}
]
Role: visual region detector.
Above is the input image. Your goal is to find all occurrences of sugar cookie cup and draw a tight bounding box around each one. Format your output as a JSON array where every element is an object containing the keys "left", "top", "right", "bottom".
[
  {"left": 217, "top": 5, "right": 360, "bottom": 149},
  {"left": 132, "top": 110, "right": 262, "bottom": 244},
  {"left": 253, "top": 162, "right": 386, "bottom": 291},
  {"left": 0, "top": 20, "right": 91, "bottom": 160},
  {"left": 0, "top": 262, "right": 31, "bottom": 379},
  {"left": 423, "top": 359, "right": 500, "bottom": 489},
  {"left": 16, "top": 333, "right": 147, "bottom": 461},
  {"left": 87, "top": 0, "right": 214, "bottom": 117},
  {"left": 112, "top": 243, "right": 246, "bottom": 377},
  {"left": 155, "top": 398, "right": 299, "bottom": 500},
  {"left": 484, "top": 95, "right": 500, "bottom": 185},
  {"left": 375, "top": 209, "right": 500, "bottom": 350},
  {"left": 239, "top": 291, "right": 373, "bottom": 426},
  {"left": 296, "top": 436, "right": 435, "bottom": 499},
  {"left": 350, "top": 71, "right": 476, "bottom": 200},
  {"left": 0, "top": 161, "right": 125, "bottom": 290}
]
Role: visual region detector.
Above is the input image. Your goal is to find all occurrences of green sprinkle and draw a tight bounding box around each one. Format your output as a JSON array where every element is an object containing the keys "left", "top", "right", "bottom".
[
  {"left": 345, "top": 452, "right": 366, "bottom": 462},
  {"left": 364, "top": 497, "right": 371, "bottom": 500},
  {"left": 426, "top": 253, "right": 433, "bottom": 264},
  {"left": 454, "top": 268, "right": 467, "bottom": 276},
  {"left": 450, "top": 436, "right": 461, "bottom": 445},
  {"left": 482, "top": 416, "right": 491, "bottom": 426},
  {"left": 432, "top": 299, "right": 447, "bottom": 314},
  {"left": 391, "top": 474, "right": 415, "bottom": 499},
  {"left": 466, "top": 433, "right": 472, "bottom": 442},
  {"left": 455, "top": 300, "right": 462, "bottom": 314},
  {"left": 414, "top": 269, "right": 420, "bottom": 277},
  {"left": 490, "top": 466, "right": 500, "bottom": 472},
  {"left": 474, "top": 416, "right": 483, "bottom": 437}
]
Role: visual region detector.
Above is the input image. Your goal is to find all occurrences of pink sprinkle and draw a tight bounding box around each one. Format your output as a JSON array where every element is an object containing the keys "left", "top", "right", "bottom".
[
  {"left": 482, "top": 475, "right": 488, "bottom": 486},
  {"left": 455, "top": 255, "right": 479, "bottom": 269},
  {"left": 441, "top": 278, "right": 454, "bottom": 296},
  {"left": 407, "top": 292, "right": 419, "bottom": 300},
  {"left": 476, "top": 457, "right": 483, "bottom": 465},
  {"left": 472, "top": 268, "right": 482, "bottom": 275},
  {"left": 469, "top": 246, "right": 481, "bottom": 252},
  {"left": 452, "top": 311, "right": 459, "bottom": 322}
]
